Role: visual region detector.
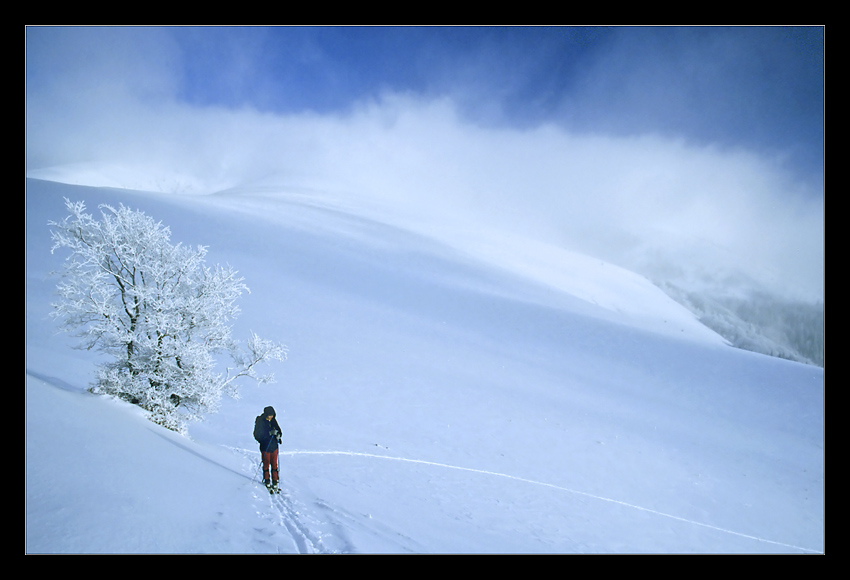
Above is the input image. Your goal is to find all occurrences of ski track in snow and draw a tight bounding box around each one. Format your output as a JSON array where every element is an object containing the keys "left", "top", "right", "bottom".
[
  {"left": 227, "top": 447, "right": 818, "bottom": 554},
  {"left": 266, "top": 491, "right": 331, "bottom": 554},
  {"left": 230, "top": 446, "right": 346, "bottom": 553}
]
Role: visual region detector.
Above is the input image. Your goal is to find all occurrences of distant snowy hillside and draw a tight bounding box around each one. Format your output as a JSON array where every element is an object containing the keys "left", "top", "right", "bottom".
[
  {"left": 657, "top": 281, "right": 824, "bottom": 367},
  {"left": 28, "top": 162, "right": 823, "bottom": 368},
  {"left": 26, "top": 176, "right": 823, "bottom": 553}
]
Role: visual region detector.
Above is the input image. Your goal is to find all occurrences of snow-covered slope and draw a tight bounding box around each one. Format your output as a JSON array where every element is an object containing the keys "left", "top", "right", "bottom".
[{"left": 25, "top": 177, "right": 824, "bottom": 553}]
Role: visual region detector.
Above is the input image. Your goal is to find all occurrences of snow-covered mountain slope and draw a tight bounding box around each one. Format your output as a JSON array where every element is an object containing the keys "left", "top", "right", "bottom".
[{"left": 25, "top": 177, "right": 824, "bottom": 553}]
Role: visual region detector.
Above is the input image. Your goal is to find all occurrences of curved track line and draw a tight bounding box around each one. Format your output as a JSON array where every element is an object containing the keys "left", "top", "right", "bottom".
[{"left": 281, "top": 449, "right": 820, "bottom": 553}]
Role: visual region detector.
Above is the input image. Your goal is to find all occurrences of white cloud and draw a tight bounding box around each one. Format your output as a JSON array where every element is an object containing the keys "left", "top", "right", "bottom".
[{"left": 26, "top": 28, "right": 823, "bottom": 302}]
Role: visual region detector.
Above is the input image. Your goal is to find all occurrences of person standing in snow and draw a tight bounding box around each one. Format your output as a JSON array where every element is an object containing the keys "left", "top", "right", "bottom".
[{"left": 254, "top": 406, "right": 282, "bottom": 491}]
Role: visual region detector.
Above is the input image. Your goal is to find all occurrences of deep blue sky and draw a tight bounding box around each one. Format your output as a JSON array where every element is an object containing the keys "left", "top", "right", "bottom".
[
  {"left": 165, "top": 26, "right": 824, "bottom": 180},
  {"left": 27, "top": 26, "right": 824, "bottom": 181}
]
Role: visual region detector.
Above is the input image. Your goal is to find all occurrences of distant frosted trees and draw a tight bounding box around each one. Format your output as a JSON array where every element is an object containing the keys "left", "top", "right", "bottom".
[
  {"left": 658, "top": 281, "right": 824, "bottom": 367},
  {"left": 49, "top": 198, "right": 286, "bottom": 433}
]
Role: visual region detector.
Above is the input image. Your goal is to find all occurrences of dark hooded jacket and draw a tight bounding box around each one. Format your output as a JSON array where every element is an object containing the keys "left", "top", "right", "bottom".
[{"left": 254, "top": 406, "right": 282, "bottom": 453}]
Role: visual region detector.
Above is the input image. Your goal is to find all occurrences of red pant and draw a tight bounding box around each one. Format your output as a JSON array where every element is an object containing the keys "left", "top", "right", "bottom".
[{"left": 262, "top": 449, "right": 279, "bottom": 483}]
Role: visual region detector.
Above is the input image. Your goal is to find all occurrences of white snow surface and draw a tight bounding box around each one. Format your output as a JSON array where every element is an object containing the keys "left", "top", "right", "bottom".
[{"left": 26, "top": 175, "right": 824, "bottom": 553}]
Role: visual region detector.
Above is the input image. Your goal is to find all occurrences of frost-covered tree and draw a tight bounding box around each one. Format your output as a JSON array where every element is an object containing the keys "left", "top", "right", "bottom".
[{"left": 49, "top": 198, "right": 286, "bottom": 433}]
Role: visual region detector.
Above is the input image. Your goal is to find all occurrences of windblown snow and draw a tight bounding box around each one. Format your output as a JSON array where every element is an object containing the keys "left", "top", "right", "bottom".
[{"left": 26, "top": 174, "right": 823, "bottom": 554}]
